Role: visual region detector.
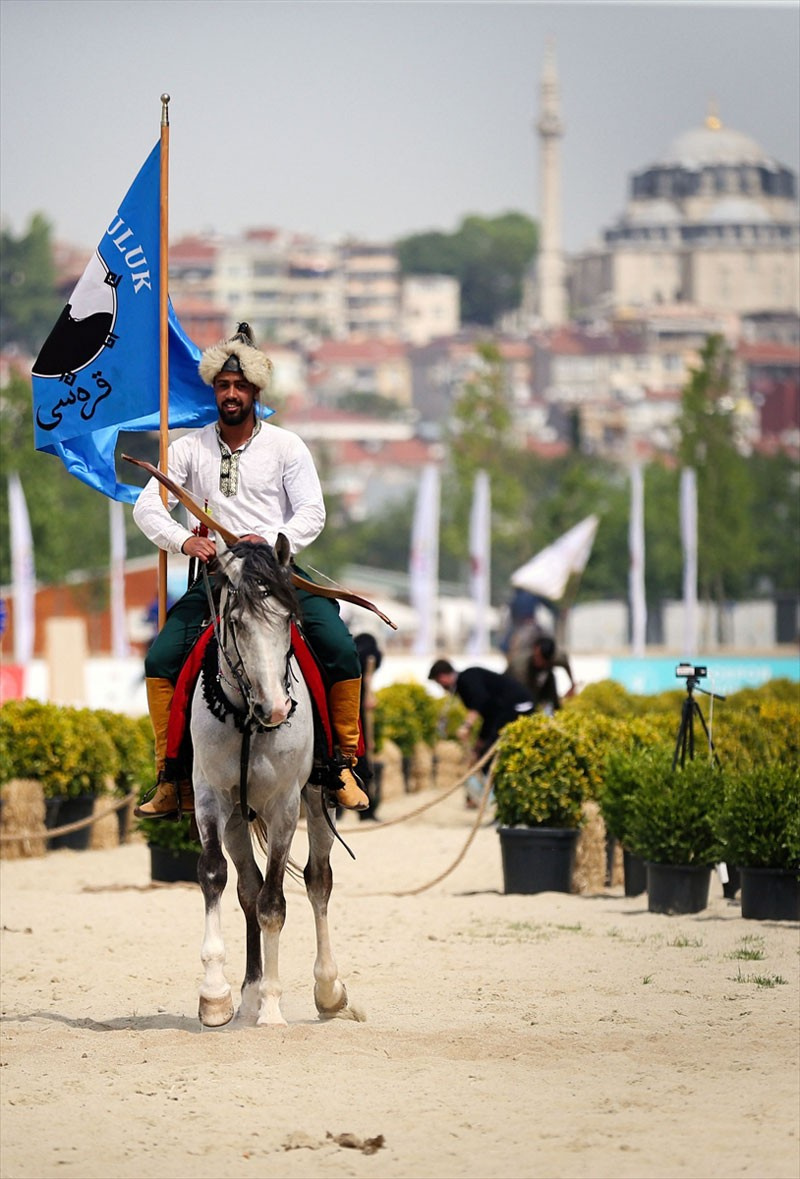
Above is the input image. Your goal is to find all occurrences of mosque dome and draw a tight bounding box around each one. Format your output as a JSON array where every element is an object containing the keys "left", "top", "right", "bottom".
[{"left": 660, "top": 122, "right": 770, "bottom": 169}]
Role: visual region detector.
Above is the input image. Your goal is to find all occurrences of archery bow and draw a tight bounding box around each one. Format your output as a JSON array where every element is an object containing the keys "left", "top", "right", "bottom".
[{"left": 122, "top": 453, "right": 397, "bottom": 629}]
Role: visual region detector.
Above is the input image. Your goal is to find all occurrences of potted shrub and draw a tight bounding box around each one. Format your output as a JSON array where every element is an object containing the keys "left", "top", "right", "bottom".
[
  {"left": 596, "top": 715, "right": 677, "bottom": 897},
  {"left": 625, "top": 748, "right": 724, "bottom": 914},
  {"left": 137, "top": 813, "right": 202, "bottom": 883},
  {"left": 491, "top": 713, "right": 599, "bottom": 894},
  {"left": 717, "top": 762, "right": 800, "bottom": 921},
  {"left": 0, "top": 700, "right": 118, "bottom": 849}
]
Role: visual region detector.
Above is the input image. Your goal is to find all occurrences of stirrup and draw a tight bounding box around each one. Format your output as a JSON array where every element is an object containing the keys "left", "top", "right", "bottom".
[{"left": 134, "top": 778, "right": 193, "bottom": 821}]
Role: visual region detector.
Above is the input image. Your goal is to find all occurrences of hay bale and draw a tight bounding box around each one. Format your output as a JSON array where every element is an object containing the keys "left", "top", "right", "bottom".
[
  {"left": 432, "top": 740, "right": 470, "bottom": 790},
  {"left": 573, "top": 800, "right": 608, "bottom": 895},
  {"left": 89, "top": 795, "right": 121, "bottom": 850},
  {"left": 377, "top": 739, "right": 405, "bottom": 800},
  {"left": 0, "top": 779, "right": 47, "bottom": 860},
  {"left": 408, "top": 742, "right": 434, "bottom": 793},
  {"left": 610, "top": 839, "right": 624, "bottom": 887}
]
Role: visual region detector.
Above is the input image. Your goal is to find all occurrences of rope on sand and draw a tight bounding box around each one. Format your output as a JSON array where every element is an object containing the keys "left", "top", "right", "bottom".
[
  {"left": 344, "top": 740, "right": 499, "bottom": 832},
  {"left": 0, "top": 792, "right": 136, "bottom": 844},
  {"left": 337, "top": 739, "right": 501, "bottom": 897},
  {"left": 389, "top": 759, "right": 497, "bottom": 896}
]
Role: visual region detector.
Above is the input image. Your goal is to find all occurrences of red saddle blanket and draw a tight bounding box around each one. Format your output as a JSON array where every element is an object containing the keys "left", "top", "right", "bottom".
[{"left": 166, "top": 620, "right": 346, "bottom": 762}]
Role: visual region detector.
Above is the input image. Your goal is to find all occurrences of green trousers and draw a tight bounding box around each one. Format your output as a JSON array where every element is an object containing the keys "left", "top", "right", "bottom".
[{"left": 144, "top": 565, "right": 360, "bottom": 685}]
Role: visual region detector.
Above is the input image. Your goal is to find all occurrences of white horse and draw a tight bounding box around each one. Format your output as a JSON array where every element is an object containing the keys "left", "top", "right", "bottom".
[{"left": 191, "top": 534, "right": 362, "bottom": 1028}]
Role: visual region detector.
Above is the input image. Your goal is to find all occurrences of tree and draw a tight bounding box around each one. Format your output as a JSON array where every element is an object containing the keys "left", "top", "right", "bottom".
[
  {"left": 439, "top": 342, "right": 523, "bottom": 589},
  {"left": 0, "top": 214, "right": 62, "bottom": 353},
  {"left": 747, "top": 450, "right": 800, "bottom": 595},
  {"left": 677, "top": 335, "right": 756, "bottom": 627},
  {"left": 396, "top": 211, "right": 537, "bottom": 326}
]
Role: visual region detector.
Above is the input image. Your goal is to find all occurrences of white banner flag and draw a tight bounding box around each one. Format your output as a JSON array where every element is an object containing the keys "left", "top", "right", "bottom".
[
  {"left": 510, "top": 515, "right": 599, "bottom": 602},
  {"left": 629, "top": 464, "right": 647, "bottom": 657},
  {"left": 409, "top": 465, "right": 440, "bottom": 656},
  {"left": 680, "top": 467, "right": 698, "bottom": 656},
  {"left": 467, "top": 470, "right": 491, "bottom": 656},
  {"left": 8, "top": 473, "right": 35, "bottom": 664},
  {"left": 109, "top": 499, "right": 130, "bottom": 659}
]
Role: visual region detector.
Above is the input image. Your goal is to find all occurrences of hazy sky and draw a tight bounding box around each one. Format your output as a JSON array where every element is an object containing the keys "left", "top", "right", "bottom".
[{"left": 1, "top": 1, "right": 798, "bottom": 255}]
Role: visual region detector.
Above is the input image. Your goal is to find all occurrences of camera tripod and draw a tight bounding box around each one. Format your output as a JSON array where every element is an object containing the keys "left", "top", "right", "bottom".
[{"left": 672, "top": 674, "right": 725, "bottom": 770}]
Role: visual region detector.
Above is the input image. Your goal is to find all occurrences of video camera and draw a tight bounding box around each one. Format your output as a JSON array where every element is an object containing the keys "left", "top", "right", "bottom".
[{"left": 675, "top": 663, "right": 707, "bottom": 680}]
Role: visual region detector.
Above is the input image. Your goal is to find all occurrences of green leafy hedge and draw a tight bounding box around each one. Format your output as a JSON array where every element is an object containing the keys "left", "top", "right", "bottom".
[
  {"left": 0, "top": 699, "right": 118, "bottom": 799},
  {"left": 625, "top": 750, "right": 725, "bottom": 866},
  {"left": 717, "top": 762, "right": 800, "bottom": 870},
  {"left": 492, "top": 713, "right": 598, "bottom": 829},
  {"left": 374, "top": 682, "right": 438, "bottom": 758}
]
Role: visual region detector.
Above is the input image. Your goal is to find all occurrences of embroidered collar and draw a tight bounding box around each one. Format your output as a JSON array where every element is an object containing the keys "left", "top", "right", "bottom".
[{"left": 215, "top": 419, "right": 262, "bottom": 497}]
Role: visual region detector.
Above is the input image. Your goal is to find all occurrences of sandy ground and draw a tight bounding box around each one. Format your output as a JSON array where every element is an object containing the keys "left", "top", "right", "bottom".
[{"left": 1, "top": 786, "right": 798, "bottom": 1179}]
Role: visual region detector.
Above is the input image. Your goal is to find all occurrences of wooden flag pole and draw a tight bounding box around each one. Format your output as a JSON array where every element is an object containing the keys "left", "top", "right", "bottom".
[{"left": 157, "top": 93, "right": 171, "bottom": 629}]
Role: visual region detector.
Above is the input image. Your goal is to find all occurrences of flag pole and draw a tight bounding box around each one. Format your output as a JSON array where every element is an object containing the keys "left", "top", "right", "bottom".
[{"left": 157, "top": 93, "right": 171, "bottom": 628}]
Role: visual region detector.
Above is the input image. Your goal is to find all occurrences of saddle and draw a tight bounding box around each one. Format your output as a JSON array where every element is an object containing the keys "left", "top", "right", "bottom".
[{"left": 164, "top": 620, "right": 364, "bottom": 788}]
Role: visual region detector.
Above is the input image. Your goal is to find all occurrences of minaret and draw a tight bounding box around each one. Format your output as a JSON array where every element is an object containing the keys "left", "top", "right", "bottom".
[{"left": 535, "top": 40, "right": 567, "bottom": 326}]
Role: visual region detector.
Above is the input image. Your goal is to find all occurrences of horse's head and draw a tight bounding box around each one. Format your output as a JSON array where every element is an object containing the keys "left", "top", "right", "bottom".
[{"left": 216, "top": 533, "right": 300, "bottom": 728}]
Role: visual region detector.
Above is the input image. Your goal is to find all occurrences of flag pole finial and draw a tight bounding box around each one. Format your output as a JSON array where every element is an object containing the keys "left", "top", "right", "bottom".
[{"left": 160, "top": 93, "right": 170, "bottom": 126}]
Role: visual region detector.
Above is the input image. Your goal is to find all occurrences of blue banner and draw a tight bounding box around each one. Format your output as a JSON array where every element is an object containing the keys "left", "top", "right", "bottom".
[{"left": 31, "top": 143, "right": 218, "bottom": 502}]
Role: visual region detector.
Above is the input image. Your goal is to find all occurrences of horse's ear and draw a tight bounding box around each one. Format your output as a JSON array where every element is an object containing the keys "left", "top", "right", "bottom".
[
  {"left": 275, "top": 533, "right": 292, "bottom": 568},
  {"left": 217, "top": 543, "right": 245, "bottom": 589}
]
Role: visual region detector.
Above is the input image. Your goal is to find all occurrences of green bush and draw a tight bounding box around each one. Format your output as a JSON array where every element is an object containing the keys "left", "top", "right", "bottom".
[
  {"left": 432, "top": 692, "right": 468, "bottom": 741},
  {"left": 0, "top": 699, "right": 118, "bottom": 798},
  {"left": 565, "top": 679, "right": 641, "bottom": 719},
  {"left": 596, "top": 715, "right": 677, "bottom": 845},
  {"left": 136, "top": 814, "right": 202, "bottom": 854},
  {"left": 717, "top": 762, "right": 800, "bottom": 870},
  {"left": 374, "top": 682, "right": 438, "bottom": 757},
  {"left": 625, "top": 749, "right": 724, "bottom": 866},
  {"left": 95, "top": 710, "right": 155, "bottom": 796},
  {"left": 492, "top": 713, "right": 598, "bottom": 829}
]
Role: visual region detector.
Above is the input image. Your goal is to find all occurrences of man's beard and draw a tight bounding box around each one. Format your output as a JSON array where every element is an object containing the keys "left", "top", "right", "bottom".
[{"left": 219, "top": 401, "right": 252, "bottom": 426}]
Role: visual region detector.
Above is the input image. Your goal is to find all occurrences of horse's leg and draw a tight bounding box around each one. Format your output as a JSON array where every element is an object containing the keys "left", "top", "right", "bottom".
[
  {"left": 254, "top": 804, "right": 300, "bottom": 1027},
  {"left": 222, "top": 816, "right": 264, "bottom": 1025},
  {"left": 196, "top": 809, "right": 235, "bottom": 1028},
  {"left": 302, "top": 786, "right": 364, "bottom": 1021}
]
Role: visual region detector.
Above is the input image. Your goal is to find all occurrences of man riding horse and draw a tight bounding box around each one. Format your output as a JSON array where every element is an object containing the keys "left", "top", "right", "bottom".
[{"left": 132, "top": 322, "right": 370, "bottom": 819}]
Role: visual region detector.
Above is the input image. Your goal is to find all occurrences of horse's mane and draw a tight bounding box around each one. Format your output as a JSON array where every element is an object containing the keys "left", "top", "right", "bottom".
[{"left": 225, "top": 541, "right": 301, "bottom": 621}]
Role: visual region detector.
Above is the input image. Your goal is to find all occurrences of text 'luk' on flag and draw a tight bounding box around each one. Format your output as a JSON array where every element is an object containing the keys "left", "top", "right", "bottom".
[{"left": 31, "top": 143, "right": 216, "bottom": 503}]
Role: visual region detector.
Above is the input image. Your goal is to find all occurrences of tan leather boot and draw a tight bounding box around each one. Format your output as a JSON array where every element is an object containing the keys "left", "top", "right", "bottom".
[
  {"left": 134, "top": 677, "right": 195, "bottom": 820},
  {"left": 328, "top": 677, "right": 369, "bottom": 811}
]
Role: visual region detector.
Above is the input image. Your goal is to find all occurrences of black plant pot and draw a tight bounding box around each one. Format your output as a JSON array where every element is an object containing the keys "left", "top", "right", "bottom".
[
  {"left": 498, "top": 826, "right": 578, "bottom": 895},
  {"left": 44, "top": 796, "right": 62, "bottom": 833},
  {"left": 623, "top": 848, "right": 647, "bottom": 897},
  {"left": 48, "top": 794, "right": 95, "bottom": 851},
  {"left": 646, "top": 862, "right": 711, "bottom": 915},
  {"left": 739, "top": 867, "right": 800, "bottom": 921},
  {"left": 149, "top": 844, "right": 200, "bottom": 884},
  {"left": 116, "top": 800, "right": 132, "bottom": 845}
]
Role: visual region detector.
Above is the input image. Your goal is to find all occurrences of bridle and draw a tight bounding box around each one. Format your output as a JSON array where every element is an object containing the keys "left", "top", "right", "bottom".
[{"left": 201, "top": 563, "right": 298, "bottom": 821}]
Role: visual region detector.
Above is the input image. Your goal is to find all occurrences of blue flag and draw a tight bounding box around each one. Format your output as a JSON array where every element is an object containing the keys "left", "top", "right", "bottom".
[{"left": 31, "top": 143, "right": 218, "bottom": 503}]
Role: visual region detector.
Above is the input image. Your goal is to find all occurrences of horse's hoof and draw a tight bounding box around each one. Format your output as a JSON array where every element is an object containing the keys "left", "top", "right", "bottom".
[
  {"left": 199, "top": 993, "right": 235, "bottom": 1027},
  {"left": 315, "top": 980, "right": 349, "bottom": 1019}
]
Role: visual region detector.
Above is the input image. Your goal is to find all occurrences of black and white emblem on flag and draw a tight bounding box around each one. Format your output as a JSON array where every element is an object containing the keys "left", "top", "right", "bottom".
[{"left": 32, "top": 250, "right": 120, "bottom": 378}]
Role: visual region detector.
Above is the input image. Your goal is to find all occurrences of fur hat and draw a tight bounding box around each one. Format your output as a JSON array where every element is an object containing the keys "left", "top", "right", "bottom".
[{"left": 198, "top": 322, "right": 273, "bottom": 391}]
